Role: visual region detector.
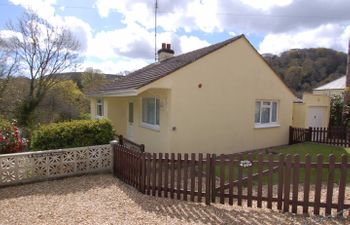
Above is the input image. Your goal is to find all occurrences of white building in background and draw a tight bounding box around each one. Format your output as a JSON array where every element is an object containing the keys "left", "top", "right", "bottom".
[{"left": 313, "top": 75, "right": 345, "bottom": 97}]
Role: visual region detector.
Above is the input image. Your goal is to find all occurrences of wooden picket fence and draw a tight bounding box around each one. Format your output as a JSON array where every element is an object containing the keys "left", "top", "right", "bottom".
[
  {"left": 112, "top": 143, "right": 350, "bottom": 217},
  {"left": 289, "top": 126, "right": 350, "bottom": 147}
]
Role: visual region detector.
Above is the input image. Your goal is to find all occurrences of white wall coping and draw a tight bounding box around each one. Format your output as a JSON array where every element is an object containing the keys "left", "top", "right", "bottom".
[{"left": 0, "top": 144, "right": 111, "bottom": 158}]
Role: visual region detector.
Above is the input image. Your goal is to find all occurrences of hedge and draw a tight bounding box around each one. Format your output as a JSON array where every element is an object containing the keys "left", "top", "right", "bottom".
[{"left": 31, "top": 119, "right": 115, "bottom": 150}]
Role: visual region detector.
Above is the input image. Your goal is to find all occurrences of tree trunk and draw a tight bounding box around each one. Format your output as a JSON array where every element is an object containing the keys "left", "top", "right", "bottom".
[{"left": 16, "top": 97, "right": 40, "bottom": 127}]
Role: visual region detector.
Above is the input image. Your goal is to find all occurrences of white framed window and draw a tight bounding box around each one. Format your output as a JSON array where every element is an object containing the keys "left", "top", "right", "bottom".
[
  {"left": 141, "top": 97, "right": 160, "bottom": 130},
  {"left": 255, "top": 100, "right": 279, "bottom": 128},
  {"left": 96, "top": 98, "right": 104, "bottom": 118}
]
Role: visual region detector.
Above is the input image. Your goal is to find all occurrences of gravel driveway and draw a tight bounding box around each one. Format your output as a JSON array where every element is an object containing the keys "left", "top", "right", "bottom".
[{"left": 0, "top": 174, "right": 348, "bottom": 225}]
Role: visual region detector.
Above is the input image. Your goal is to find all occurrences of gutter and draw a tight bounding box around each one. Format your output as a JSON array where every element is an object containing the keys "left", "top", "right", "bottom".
[{"left": 86, "top": 89, "right": 138, "bottom": 97}]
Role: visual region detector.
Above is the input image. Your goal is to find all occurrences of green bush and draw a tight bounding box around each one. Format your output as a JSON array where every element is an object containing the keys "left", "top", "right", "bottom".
[{"left": 30, "top": 119, "right": 115, "bottom": 150}]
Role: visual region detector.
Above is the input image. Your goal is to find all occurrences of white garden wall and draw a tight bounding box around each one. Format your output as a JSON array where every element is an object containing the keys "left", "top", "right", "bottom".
[{"left": 0, "top": 144, "right": 112, "bottom": 187}]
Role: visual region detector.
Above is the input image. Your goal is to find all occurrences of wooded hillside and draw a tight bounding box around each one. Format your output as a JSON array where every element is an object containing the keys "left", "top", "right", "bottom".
[{"left": 263, "top": 48, "right": 347, "bottom": 96}]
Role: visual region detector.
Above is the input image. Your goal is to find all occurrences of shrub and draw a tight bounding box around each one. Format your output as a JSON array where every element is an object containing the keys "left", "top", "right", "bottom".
[
  {"left": 30, "top": 119, "right": 115, "bottom": 150},
  {"left": 329, "top": 94, "right": 350, "bottom": 127},
  {"left": 0, "top": 119, "right": 27, "bottom": 154}
]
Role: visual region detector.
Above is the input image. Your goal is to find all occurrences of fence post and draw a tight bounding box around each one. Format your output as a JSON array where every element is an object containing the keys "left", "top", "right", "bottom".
[
  {"left": 110, "top": 140, "right": 118, "bottom": 176},
  {"left": 205, "top": 153, "right": 211, "bottom": 205},
  {"left": 308, "top": 127, "right": 312, "bottom": 142},
  {"left": 283, "top": 154, "right": 292, "bottom": 213},
  {"left": 140, "top": 152, "right": 146, "bottom": 193},
  {"left": 140, "top": 144, "right": 145, "bottom": 153},
  {"left": 118, "top": 135, "right": 124, "bottom": 145},
  {"left": 211, "top": 154, "right": 217, "bottom": 203},
  {"left": 289, "top": 126, "right": 294, "bottom": 145}
]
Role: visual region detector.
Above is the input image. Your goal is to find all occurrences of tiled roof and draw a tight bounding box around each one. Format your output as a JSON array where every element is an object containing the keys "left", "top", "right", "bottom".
[
  {"left": 314, "top": 75, "right": 346, "bottom": 90},
  {"left": 91, "top": 34, "right": 244, "bottom": 94}
]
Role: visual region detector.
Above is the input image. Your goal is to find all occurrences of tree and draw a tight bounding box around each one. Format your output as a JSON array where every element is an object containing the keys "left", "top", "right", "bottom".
[
  {"left": 0, "top": 76, "right": 29, "bottom": 118},
  {"left": 0, "top": 11, "right": 81, "bottom": 127},
  {"left": 34, "top": 80, "right": 89, "bottom": 123},
  {"left": 264, "top": 48, "right": 347, "bottom": 97},
  {"left": 0, "top": 39, "right": 18, "bottom": 99},
  {"left": 81, "top": 67, "right": 107, "bottom": 92}
]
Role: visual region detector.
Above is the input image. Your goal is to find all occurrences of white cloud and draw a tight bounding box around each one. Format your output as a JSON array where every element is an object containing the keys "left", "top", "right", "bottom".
[
  {"left": 94, "top": 0, "right": 125, "bottom": 18},
  {"left": 7, "top": 0, "right": 93, "bottom": 54},
  {"left": 87, "top": 22, "right": 155, "bottom": 60},
  {"left": 184, "top": 0, "right": 221, "bottom": 33},
  {"left": 9, "top": 0, "right": 57, "bottom": 20},
  {"left": 94, "top": 0, "right": 350, "bottom": 36},
  {"left": 259, "top": 24, "right": 350, "bottom": 54},
  {"left": 179, "top": 35, "right": 210, "bottom": 53},
  {"left": 62, "top": 17, "right": 92, "bottom": 52},
  {"left": 7, "top": 0, "right": 350, "bottom": 73},
  {"left": 83, "top": 58, "right": 149, "bottom": 74},
  {"left": 95, "top": 0, "right": 221, "bottom": 33},
  {"left": 239, "top": 0, "right": 293, "bottom": 11}
]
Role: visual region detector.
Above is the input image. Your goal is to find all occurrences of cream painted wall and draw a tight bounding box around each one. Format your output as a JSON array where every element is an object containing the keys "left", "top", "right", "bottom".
[
  {"left": 90, "top": 98, "right": 97, "bottom": 119},
  {"left": 292, "top": 103, "right": 306, "bottom": 127},
  {"left": 105, "top": 97, "right": 128, "bottom": 136},
  {"left": 130, "top": 89, "right": 171, "bottom": 153},
  {"left": 162, "top": 37, "right": 295, "bottom": 154},
  {"left": 96, "top": 89, "right": 171, "bottom": 153}
]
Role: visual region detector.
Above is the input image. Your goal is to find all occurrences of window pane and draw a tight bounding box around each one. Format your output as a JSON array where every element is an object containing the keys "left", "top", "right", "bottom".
[
  {"left": 128, "top": 102, "right": 134, "bottom": 123},
  {"left": 96, "top": 98, "right": 103, "bottom": 116},
  {"left": 263, "top": 101, "right": 271, "bottom": 106},
  {"left": 143, "top": 98, "right": 157, "bottom": 125},
  {"left": 272, "top": 102, "right": 277, "bottom": 122},
  {"left": 97, "top": 105, "right": 102, "bottom": 116},
  {"left": 142, "top": 99, "right": 148, "bottom": 123},
  {"left": 156, "top": 99, "right": 160, "bottom": 125},
  {"left": 148, "top": 99, "right": 155, "bottom": 124},
  {"left": 142, "top": 98, "right": 160, "bottom": 126},
  {"left": 255, "top": 102, "right": 261, "bottom": 123},
  {"left": 261, "top": 107, "right": 270, "bottom": 123}
]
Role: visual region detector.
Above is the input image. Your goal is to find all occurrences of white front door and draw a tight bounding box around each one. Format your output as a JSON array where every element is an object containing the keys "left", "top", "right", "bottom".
[
  {"left": 307, "top": 106, "right": 325, "bottom": 128},
  {"left": 127, "top": 102, "right": 134, "bottom": 140}
]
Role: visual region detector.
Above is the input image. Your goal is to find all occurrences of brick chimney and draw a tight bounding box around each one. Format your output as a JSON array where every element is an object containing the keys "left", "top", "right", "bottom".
[{"left": 157, "top": 43, "right": 174, "bottom": 61}]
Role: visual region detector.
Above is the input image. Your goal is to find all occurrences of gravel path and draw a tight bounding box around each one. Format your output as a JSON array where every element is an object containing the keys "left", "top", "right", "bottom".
[{"left": 0, "top": 174, "right": 348, "bottom": 225}]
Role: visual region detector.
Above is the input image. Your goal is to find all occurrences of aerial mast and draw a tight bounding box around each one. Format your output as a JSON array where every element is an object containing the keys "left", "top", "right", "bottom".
[{"left": 154, "top": 0, "right": 158, "bottom": 62}]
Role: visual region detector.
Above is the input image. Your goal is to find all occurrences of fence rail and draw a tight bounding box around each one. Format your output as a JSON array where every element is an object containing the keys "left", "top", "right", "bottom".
[
  {"left": 117, "top": 135, "right": 145, "bottom": 152},
  {"left": 289, "top": 126, "right": 350, "bottom": 147},
  {"left": 112, "top": 143, "right": 350, "bottom": 217}
]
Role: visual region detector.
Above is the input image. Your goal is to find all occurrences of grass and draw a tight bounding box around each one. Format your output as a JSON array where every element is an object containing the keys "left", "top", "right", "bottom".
[
  {"left": 273, "top": 142, "right": 350, "bottom": 162},
  {"left": 214, "top": 142, "right": 350, "bottom": 184}
]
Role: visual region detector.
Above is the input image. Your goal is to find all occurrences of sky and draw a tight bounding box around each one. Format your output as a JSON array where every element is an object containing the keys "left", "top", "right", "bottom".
[{"left": 0, "top": 0, "right": 349, "bottom": 74}]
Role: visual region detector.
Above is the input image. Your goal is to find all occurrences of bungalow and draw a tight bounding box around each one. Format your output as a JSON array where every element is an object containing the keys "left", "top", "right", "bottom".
[
  {"left": 313, "top": 75, "right": 346, "bottom": 97},
  {"left": 88, "top": 34, "right": 297, "bottom": 154}
]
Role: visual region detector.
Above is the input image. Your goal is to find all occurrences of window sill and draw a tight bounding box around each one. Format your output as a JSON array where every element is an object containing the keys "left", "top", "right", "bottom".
[
  {"left": 254, "top": 123, "right": 280, "bottom": 129},
  {"left": 95, "top": 115, "right": 104, "bottom": 120},
  {"left": 140, "top": 123, "right": 160, "bottom": 132}
]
